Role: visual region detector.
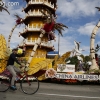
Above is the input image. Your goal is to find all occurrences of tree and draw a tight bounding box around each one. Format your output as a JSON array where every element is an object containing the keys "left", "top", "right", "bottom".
[
  {"left": 84, "top": 55, "right": 91, "bottom": 63},
  {"left": 26, "top": 9, "right": 68, "bottom": 68},
  {"left": 89, "top": 21, "right": 100, "bottom": 70},
  {"left": 65, "top": 56, "right": 79, "bottom": 70},
  {"left": 89, "top": 7, "right": 100, "bottom": 70},
  {"left": 0, "top": 0, "right": 10, "bottom": 14},
  {"left": 7, "top": 14, "right": 23, "bottom": 49}
]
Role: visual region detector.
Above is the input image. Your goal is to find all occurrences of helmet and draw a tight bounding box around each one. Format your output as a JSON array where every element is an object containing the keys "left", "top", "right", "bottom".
[{"left": 17, "top": 49, "right": 23, "bottom": 54}]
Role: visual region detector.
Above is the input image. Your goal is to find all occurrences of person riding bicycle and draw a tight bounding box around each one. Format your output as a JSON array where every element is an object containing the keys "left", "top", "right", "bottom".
[{"left": 7, "top": 47, "right": 26, "bottom": 90}]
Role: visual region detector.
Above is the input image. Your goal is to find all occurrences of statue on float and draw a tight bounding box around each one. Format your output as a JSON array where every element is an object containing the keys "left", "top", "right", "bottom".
[{"left": 71, "top": 40, "right": 85, "bottom": 72}]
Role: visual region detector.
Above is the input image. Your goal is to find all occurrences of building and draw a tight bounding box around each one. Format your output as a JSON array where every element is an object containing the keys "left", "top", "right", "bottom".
[{"left": 18, "top": 0, "right": 57, "bottom": 72}]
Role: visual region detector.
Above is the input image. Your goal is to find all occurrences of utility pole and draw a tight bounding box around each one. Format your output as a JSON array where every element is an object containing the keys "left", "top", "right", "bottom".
[{"left": 58, "top": 33, "right": 60, "bottom": 57}]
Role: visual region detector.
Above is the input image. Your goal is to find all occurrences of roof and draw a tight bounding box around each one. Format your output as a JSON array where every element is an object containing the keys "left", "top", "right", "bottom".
[{"left": 25, "top": 0, "right": 57, "bottom": 3}]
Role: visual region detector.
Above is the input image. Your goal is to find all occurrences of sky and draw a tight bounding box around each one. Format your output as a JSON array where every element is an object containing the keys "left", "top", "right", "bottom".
[{"left": 0, "top": 0, "right": 100, "bottom": 56}]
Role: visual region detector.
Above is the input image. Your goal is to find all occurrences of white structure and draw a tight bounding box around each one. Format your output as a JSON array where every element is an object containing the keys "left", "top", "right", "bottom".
[
  {"left": 89, "top": 21, "right": 100, "bottom": 70},
  {"left": 19, "top": 38, "right": 53, "bottom": 48},
  {"left": 71, "top": 40, "right": 84, "bottom": 56}
]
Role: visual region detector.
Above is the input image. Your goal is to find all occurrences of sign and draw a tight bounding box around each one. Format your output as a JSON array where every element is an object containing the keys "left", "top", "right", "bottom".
[
  {"left": 45, "top": 68, "right": 100, "bottom": 81},
  {"left": 57, "top": 64, "right": 75, "bottom": 72},
  {"left": 55, "top": 73, "right": 100, "bottom": 80}
]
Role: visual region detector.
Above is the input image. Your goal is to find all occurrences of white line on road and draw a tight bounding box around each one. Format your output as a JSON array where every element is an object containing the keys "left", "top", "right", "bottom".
[{"left": 38, "top": 93, "right": 100, "bottom": 99}]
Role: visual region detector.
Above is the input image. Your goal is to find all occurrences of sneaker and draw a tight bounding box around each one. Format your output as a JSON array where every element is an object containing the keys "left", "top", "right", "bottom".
[{"left": 10, "top": 85, "right": 17, "bottom": 90}]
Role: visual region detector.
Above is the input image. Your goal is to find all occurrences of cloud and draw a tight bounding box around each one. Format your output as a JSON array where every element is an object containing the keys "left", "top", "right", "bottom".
[
  {"left": 81, "top": 45, "right": 90, "bottom": 56},
  {"left": 0, "top": 0, "right": 25, "bottom": 48},
  {"left": 53, "top": 35, "right": 90, "bottom": 56},
  {"left": 53, "top": 35, "right": 75, "bottom": 55},
  {"left": 77, "top": 22, "right": 100, "bottom": 36},
  {"left": 77, "top": 22, "right": 95, "bottom": 36},
  {"left": 57, "top": 0, "right": 100, "bottom": 18},
  {"left": 1, "top": 0, "right": 100, "bottom": 56}
]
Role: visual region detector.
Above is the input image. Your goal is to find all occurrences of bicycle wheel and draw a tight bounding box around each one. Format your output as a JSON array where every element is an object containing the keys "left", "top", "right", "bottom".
[
  {"left": 0, "top": 77, "right": 10, "bottom": 92},
  {"left": 20, "top": 75, "right": 39, "bottom": 95}
]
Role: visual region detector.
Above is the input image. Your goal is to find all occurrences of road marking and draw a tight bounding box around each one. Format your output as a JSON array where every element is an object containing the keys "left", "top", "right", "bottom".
[{"left": 38, "top": 93, "right": 100, "bottom": 99}]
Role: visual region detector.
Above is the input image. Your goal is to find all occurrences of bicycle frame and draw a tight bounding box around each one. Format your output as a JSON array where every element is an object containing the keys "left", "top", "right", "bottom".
[
  {"left": 17, "top": 68, "right": 31, "bottom": 85},
  {"left": 0, "top": 66, "right": 29, "bottom": 86}
]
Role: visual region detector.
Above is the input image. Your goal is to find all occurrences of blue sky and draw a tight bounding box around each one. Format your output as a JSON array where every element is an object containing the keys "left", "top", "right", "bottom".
[{"left": 1, "top": 0, "right": 100, "bottom": 56}]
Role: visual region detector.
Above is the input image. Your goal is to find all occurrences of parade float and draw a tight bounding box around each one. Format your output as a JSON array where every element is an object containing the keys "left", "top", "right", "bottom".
[
  {"left": 0, "top": 0, "right": 10, "bottom": 73},
  {"left": 0, "top": 0, "right": 100, "bottom": 84},
  {"left": 45, "top": 6, "right": 100, "bottom": 84},
  {"left": 0, "top": 0, "right": 69, "bottom": 81}
]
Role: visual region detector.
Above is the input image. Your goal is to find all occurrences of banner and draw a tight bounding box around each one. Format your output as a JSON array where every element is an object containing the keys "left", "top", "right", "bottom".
[
  {"left": 45, "top": 68, "right": 100, "bottom": 81},
  {"left": 55, "top": 73, "right": 100, "bottom": 80},
  {"left": 57, "top": 64, "right": 75, "bottom": 72}
]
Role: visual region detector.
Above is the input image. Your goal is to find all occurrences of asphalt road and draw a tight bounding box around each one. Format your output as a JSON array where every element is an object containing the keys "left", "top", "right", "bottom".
[{"left": 0, "top": 82, "right": 100, "bottom": 100}]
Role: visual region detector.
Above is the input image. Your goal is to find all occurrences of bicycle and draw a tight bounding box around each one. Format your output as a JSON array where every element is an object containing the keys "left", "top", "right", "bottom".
[{"left": 0, "top": 65, "right": 39, "bottom": 95}]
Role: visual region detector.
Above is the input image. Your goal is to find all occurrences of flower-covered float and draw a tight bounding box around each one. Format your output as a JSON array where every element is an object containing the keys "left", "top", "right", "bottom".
[{"left": 0, "top": 0, "right": 100, "bottom": 85}]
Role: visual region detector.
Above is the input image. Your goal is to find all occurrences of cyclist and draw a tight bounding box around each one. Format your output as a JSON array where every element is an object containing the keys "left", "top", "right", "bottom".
[{"left": 7, "top": 47, "right": 26, "bottom": 90}]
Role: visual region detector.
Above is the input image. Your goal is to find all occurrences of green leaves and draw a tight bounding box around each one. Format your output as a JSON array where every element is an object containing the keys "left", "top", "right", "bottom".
[{"left": 0, "top": 0, "right": 10, "bottom": 14}]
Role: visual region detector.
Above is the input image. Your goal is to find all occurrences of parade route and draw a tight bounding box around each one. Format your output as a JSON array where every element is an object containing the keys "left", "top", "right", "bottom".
[
  {"left": 38, "top": 92, "right": 100, "bottom": 99},
  {"left": 0, "top": 82, "right": 100, "bottom": 100}
]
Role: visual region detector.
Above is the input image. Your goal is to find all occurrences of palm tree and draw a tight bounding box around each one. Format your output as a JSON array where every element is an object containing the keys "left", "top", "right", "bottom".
[
  {"left": 89, "top": 7, "right": 100, "bottom": 70},
  {"left": 7, "top": 14, "right": 23, "bottom": 49},
  {"left": 89, "top": 21, "right": 100, "bottom": 70},
  {"left": 0, "top": 0, "right": 10, "bottom": 14},
  {"left": 26, "top": 9, "right": 68, "bottom": 68}
]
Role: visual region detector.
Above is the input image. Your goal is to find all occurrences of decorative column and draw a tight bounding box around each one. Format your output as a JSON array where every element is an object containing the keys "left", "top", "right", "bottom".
[{"left": 90, "top": 21, "right": 100, "bottom": 70}]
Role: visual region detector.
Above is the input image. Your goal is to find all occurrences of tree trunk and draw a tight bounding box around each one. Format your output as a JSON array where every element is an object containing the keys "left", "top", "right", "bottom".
[
  {"left": 26, "top": 30, "right": 46, "bottom": 67},
  {"left": 89, "top": 21, "right": 100, "bottom": 70},
  {"left": 7, "top": 24, "right": 17, "bottom": 49}
]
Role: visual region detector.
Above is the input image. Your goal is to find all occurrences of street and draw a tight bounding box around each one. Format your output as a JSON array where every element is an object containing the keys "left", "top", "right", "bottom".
[{"left": 0, "top": 81, "right": 100, "bottom": 100}]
